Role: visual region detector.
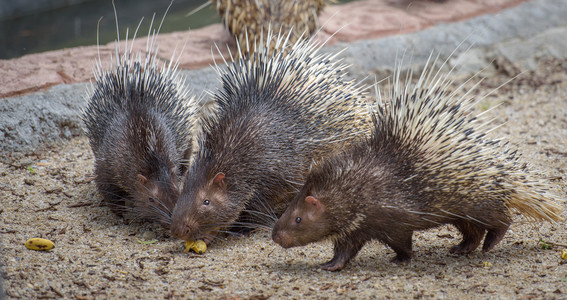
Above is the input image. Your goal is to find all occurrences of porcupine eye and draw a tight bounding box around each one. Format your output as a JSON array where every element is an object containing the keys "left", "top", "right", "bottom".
[
  {"left": 148, "top": 197, "right": 154, "bottom": 203},
  {"left": 203, "top": 200, "right": 210, "bottom": 206},
  {"left": 295, "top": 217, "right": 302, "bottom": 224}
]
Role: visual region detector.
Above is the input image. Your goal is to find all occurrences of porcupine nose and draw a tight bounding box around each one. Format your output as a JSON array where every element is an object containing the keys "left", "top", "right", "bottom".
[
  {"left": 170, "top": 217, "right": 197, "bottom": 241},
  {"left": 272, "top": 231, "right": 282, "bottom": 246},
  {"left": 272, "top": 227, "right": 292, "bottom": 248}
]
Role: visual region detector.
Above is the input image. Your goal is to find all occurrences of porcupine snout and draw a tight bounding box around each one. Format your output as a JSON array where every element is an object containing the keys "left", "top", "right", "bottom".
[
  {"left": 272, "top": 224, "right": 295, "bottom": 249},
  {"left": 170, "top": 215, "right": 199, "bottom": 241},
  {"left": 271, "top": 231, "right": 287, "bottom": 248}
]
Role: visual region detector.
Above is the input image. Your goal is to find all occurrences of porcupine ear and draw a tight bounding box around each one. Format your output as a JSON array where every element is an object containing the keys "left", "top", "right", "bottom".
[
  {"left": 213, "top": 172, "right": 225, "bottom": 185},
  {"left": 137, "top": 174, "right": 148, "bottom": 185},
  {"left": 305, "top": 196, "right": 322, "bottom": 211}
]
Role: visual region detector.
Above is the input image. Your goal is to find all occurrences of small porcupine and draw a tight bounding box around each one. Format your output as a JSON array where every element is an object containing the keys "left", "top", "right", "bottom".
[
  {"left": 82, "top": 19, "right": 197, "bottom": 227},
  {"left": 272, "top": 53, "right": 565, "bottom": 271},
  {"left": 170, "top": 31, "right": 372, "bottom": 243},
  {"left": 211, "top": 0, "right": 330, "bottom": 54}
]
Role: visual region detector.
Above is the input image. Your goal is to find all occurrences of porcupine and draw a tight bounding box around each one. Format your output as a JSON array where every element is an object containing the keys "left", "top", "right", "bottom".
[
  {"left": 82, "top": 15, "right": 197, "bottom": 227},
  {"left": 170, "top": 31, "right": 372, "bottom": 243},
  {"left": 211, "top": 0, "right": 330, "bottom": 54},
  {"left": 272, "top": 52, "right": 565, "bottom": 271}
]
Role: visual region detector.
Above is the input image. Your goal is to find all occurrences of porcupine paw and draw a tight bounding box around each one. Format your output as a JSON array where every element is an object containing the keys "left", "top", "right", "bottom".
[
  {"left": 320, "top": 259, "right": 346, "bottom": 272},
  {"left": 449, "top": 232, "right": 483, "bottom": 254},
  {"left": 391, "top": 254, "right": 411, "bottom": 266},
  {"left": 451, "top": 222, "right": 484, "bottom": 254},
  {"left": 449, "top": 242, "right": 478, "bottom": 254}
]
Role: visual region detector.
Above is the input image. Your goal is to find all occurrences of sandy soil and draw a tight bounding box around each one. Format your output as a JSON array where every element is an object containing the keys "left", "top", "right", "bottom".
[{"left": 1, "top": 57, "right": 566, "bottom": 299}]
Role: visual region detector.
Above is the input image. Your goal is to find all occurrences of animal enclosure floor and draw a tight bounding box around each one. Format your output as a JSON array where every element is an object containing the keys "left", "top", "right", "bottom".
[{"left": 1, "top": 58, "right": 566, "bottom": 299}]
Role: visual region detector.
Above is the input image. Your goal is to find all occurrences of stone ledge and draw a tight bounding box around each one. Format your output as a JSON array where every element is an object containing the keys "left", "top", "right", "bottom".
[{"left": 0, "top": 0, "right": 527, "bottom": 99}]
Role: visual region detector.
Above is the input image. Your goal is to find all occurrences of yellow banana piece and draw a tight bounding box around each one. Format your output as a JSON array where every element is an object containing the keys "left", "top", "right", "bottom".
[
  {"left": 25, "top": 238, "right": 54, "bottom": 251},
  {"left": 184, "top": 240, "right": 207, "bottom": 254}
]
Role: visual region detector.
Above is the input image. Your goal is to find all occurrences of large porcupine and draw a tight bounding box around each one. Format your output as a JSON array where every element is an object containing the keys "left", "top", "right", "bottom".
[
  {"left": 82, "top": 20, "right": 197, "bottom": 227},
  {"left": 170, "top": 31, "right": 372, "bottom": 243},
  {"left": 211, "top": 0, "right": 330, "bottom": 54},
  {"left": 272, "top": 53, "right": 565, "bottom": 271}
]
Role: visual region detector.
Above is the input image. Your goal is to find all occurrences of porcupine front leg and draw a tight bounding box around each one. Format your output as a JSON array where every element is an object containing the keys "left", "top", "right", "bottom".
[
  {"left": 383, "top": 229, "right": 413, "bottom": 264},
  {"left": 97, "top": 183, "right": 128, "bottom": 217},
  {"left": 321, "top": 237, "right": 366, "bottom": 271}
]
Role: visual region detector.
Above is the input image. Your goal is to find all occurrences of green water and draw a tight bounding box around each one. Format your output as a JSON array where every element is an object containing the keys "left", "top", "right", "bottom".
[{"left": 0, "top": 0, "right": 355, "bottom": 60}]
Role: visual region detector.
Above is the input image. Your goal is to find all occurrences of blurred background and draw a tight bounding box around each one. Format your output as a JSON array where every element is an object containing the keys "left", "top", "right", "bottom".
[{"left": 0, "top": 0, "right": 355, "bottom": 60}]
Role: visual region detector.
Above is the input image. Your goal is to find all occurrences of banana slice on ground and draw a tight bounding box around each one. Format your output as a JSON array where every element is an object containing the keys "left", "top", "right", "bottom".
[
  {"left": 184, "top": 240, "right": 207, "bottom": 254},
  {"left": 25, "top": 238, "right": 54, "bottom": 251}
]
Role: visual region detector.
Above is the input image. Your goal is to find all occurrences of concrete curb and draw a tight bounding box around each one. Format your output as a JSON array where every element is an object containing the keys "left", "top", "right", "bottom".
[
  {"left": 333, "top": 0, "right": 567, "bottom": 77},
  {"left": 1, "top": 0, "right": 566, "bottom": 155}
]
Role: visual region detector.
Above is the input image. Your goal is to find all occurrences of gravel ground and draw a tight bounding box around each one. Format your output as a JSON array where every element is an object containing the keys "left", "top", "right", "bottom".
[{"left": 1, "top": 57, "right": 566, "bottom": 299}]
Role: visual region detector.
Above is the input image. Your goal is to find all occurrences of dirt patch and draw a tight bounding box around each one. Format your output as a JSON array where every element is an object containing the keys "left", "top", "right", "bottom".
[{"left": 1, "top": 58, "right": 566, "bottom": 299}]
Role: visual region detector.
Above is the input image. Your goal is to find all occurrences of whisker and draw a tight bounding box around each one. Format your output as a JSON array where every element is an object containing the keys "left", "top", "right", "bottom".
[
  {"left": 200, "top": 232, "right": 228, "bottom": 243},
  {"left": 241, "top": 209, "right": 278, "bottom": 224}
]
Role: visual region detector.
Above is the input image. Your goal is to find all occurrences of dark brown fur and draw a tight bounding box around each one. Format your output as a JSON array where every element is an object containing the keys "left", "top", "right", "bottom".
[
  {"left": 83, "top": 59, "right": 194, "bottom": 227},
  {"left": 170, "top": 35, "right": 371, "bottom": 242},
  {"left": 272, "top": 138, "right": 512, "bottom": 271},
  {"left": 170, "top": 102, "right": 312, "bottom": 241},
  {"left": 272, "top": 51, "right": 564, "bottom": 271}
]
